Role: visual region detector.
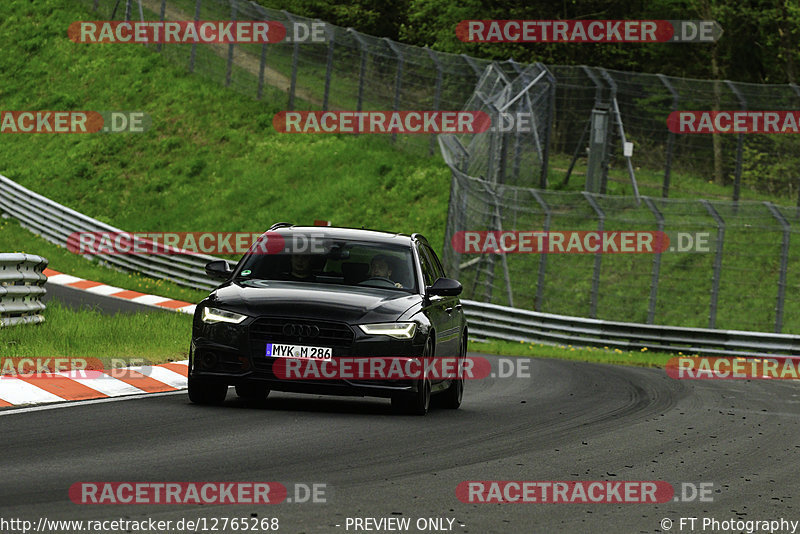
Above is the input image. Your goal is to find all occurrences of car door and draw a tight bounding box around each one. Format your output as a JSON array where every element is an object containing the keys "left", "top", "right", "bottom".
[{"left": 418, "top": 244, "right": 460, "bottom": 361}]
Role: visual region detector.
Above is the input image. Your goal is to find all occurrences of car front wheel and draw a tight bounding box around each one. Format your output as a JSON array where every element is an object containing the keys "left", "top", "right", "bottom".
[
  {"left": 392, "top": 338, "right": 433, "bottom": 415},
  {"left": 440, "top": 336, "right": 465, "bottom": 409},
  {"left": 188, "top": 376, "right": 228, "bottom": 405}
]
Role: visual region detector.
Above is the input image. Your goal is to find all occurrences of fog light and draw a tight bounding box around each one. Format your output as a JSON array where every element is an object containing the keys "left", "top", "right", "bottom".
[{"left": 198, "top": 352, "right": 219, "bottom": 371}]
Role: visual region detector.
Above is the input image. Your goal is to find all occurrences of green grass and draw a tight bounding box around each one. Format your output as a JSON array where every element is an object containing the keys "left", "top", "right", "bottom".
[
  {"left": 471, "top": 338, "right": 677, "bottom": 368},
  {"left": 0, "top": 0, "right": 451, "bottom": 244},
  {"left": 547, "top": 151, "right": 798, "bottom": 202},
  {"left": 0, "top": 300, "right": 192, "bottom": 364}
]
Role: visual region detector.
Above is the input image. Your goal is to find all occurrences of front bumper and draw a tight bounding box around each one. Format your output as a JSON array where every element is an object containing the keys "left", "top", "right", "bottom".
[{"left": 189, "top": 316, "right": 427, "bottom": 398}]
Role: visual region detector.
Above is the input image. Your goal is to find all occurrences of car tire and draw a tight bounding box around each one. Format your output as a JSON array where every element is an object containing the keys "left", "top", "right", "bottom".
[
  {"left": 188, "top": 376, "right": 228, "bottom": 405},
  {"left": 391, "top": 338, "right": 432, "bottom": 415},
  {"left": 235, "top": 384, "right": 270, "bottom": 404},
  {"left": 440, "top": 337, "right": 465, "bottom": 410}
]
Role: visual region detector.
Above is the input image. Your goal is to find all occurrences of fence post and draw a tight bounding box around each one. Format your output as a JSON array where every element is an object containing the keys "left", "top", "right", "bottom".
[
  {"left": 582, "top": 66, "right": 610, "bottom": 194},
  {"left": 583, "top": 192, "right": 605, "bottom": 319},
  {"left": 347, "top": 29, "right": 368, "bottom": 112},
  {"left": 725, "top": 80, "right": 746, "bottom": 203},
  {"left": 657, "top": 74, "right": 679, "bottom": 198},
  {"left": 189, "top": 0, "right": 202, "bottom": 73},
  {"left": 257, "top": 40, "right": 268, "bottom": 99},
  {"left": 540, "top": 63, "right": 556, "bottom": 189},
  {"left": 425, "top": 48, "right": 443, "bottom": 156},
  {"left": 505, "top": 59, "right": 526, "bottom": 185},
  {"left": 508, "top": 60, "right": 524, "bottom": 185},
  {"left": 384, "top": 38, "right": 404, "bottom": 144},
  {"left": 701, "top": 200, "right": 725, "bottom": 329},
  {"left": 531, "top": 190, "right": 550, "bottom": 311},
  {"left": 791, "top": 84, "right": 800, "bottom": 209},
  {"left": 560, "top": 121, "right": 590, "bottom": 189},
  {"left": 764, "top": 202, "right": 790, "bottom": 333},
  {"left": 156, "top": 0, "right": 166, "bottom": 53},
  {"left": 251, "top": 3, "right": 271, "bottom": 100},
  {"left": 585, "top": 105, "right": 610, "bottom": 193},
  {"left": 643, "top": 197, "right": 664, "bottom": 324},
  {"left": 600, "top": 68, "right": 640, "bottom": 201},
  {"left": 283, "top": 11, "right": 300, "bottom": 110},
  {"left": 225, "top": 0, "right": 237, "bottom": 87},
  {"left": 443, "top": 168, "right": 461, "bottom": 281},
  {"left": 322, "top": 21, "right": 335, "bottom": 111},
  {"left": 125, "top": 0, "right": 132, "bottom": 21}
]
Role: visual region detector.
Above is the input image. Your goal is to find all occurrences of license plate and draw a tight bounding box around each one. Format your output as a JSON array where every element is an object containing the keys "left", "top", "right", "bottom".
[{"left": 266, "top": 343, "right": 332, "bottom": 360}]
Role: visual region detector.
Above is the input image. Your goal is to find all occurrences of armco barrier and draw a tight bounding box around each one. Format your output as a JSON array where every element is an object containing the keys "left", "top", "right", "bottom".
[
  {"left": 0, "top": 253, "right": 48, "bottom": 327},
  {"left": 463, "top": 300, "right": 800, "bottom": 358},
  {"left": 0, "top": 174, "right": 218, "bottom": 291}
]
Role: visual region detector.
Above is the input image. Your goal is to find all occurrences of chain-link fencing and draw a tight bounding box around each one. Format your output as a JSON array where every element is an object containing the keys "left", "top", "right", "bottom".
[
  {"left": 83, "top": 0, "right": 800, "bottom": 202},
  {"left": 441, "top": 166, "right": 800, "bottom": 333}
]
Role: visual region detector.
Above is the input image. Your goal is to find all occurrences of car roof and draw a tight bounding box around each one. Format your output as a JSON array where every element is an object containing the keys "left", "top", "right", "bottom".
[{"left": 267, "top": 224, "right": 429, "bottom": 246}]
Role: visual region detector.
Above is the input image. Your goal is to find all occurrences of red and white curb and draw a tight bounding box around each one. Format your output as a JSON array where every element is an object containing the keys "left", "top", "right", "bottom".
[
  {"left": 0, "top": 361, "right": 189, "bottom": 407},
  {"left": 43, "top": 268, "right": 196, "bottom": 315}
]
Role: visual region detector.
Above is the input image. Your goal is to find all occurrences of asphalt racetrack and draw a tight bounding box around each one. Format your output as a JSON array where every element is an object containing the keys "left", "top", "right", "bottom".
[{"left": 3, "top": 349, "right": 799, "bottom": 533}]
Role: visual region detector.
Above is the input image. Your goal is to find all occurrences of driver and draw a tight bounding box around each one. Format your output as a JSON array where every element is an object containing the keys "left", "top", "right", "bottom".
[
  {"left": 287, "top": 254, "right": 316, "bottom": 282},
  {"left": 365, "top": 254, "right": 403, "bottom": 288}
]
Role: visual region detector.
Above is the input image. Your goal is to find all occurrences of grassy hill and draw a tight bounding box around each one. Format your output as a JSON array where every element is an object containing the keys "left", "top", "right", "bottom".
[{"left": 0, "top": 0, "right": 450, "bottom": 247}]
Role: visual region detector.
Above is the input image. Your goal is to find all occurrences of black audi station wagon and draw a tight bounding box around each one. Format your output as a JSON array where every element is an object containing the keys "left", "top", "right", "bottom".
[{"left": 188, "top": 224, "right": 467, "bottom": 415}]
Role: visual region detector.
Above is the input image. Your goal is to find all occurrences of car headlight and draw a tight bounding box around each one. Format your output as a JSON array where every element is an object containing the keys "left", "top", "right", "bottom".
[
  {"left": 201, "top": 307, "right": 248, "bottom": 325},
  {"left": 358, "top": 322, "right": 417, "bottom": 339}
]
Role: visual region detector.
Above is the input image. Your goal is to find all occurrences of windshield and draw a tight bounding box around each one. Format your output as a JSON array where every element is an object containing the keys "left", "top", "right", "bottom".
[{"left": 235, "top": 237, "right": 417, "bottom": 292}]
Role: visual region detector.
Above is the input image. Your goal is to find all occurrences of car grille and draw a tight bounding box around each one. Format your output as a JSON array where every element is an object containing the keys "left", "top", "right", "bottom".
[{"left": 249, "top": 317, "right": 354, "bottom": 373}]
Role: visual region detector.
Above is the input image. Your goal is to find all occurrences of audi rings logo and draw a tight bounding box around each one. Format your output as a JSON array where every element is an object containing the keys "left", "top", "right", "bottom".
[{"left": 283, "top": 323, "right": 320, "bottom": 338}]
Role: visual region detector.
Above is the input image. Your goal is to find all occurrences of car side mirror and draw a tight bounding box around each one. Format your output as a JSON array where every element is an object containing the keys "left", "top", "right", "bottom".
[
  {"left": 205, "top": 260, "right": 233, "bottom": 280},
  {"left": 426, "top": 277, "right": 462, "bottom": 297}
]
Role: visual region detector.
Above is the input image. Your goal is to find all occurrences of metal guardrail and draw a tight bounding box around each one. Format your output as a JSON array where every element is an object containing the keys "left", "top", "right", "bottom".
[
  {"left": 0, "top": 253, "right": 48, "bottom": 327},
  {"left": 463, "top": 300, "right": 800, "bottom": 358},
  {"left": 0, "top": 174, "right": 218, "bottom": 291}
]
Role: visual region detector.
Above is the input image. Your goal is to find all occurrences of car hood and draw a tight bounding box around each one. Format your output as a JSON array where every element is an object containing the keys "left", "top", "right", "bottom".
[{"left": 206, "top": 280, "right": 420, "bottom": 323}]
